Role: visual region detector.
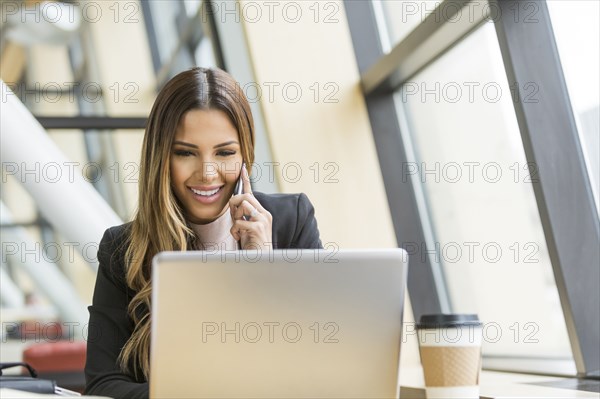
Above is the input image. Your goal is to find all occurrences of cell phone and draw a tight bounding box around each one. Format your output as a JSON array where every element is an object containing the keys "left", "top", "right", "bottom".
[
  {"left": 234, "top": 162, "right": 245, "bottom": 196},
  {"left": 234, "top": 162, "right": 249, "bottom": 224}
]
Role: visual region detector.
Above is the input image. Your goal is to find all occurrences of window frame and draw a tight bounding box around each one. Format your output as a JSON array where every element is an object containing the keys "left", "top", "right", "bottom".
[{"left": 343, "top": 0, "right": 599, "bottom": 377}]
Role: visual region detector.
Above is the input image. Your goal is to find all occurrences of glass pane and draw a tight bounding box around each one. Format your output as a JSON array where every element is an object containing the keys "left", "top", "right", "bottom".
[
  {"left": 548, "top": 0, "right": 600, "bottom": 215},
  {"left": 399, "top": 24, "right": 572, "bottom": 361},
  {"left": 147, "top": 1, "right": 184, "bottom": 65},
  {"left": 378, "top": 0, "right": 440, "bottom": 50},
  {"left": 183, "top": 0, "right": 202, "bottom": 17},
  {"left": 194, "top": 37, "right": 217, "bottom": 68}
]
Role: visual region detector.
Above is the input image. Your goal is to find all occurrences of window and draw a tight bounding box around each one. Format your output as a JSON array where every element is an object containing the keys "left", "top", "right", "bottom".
[
  {"left": 146, "top": 1, "right": 187, "bottom": 66},
  {"left": 398, "top": 23, "right": 573, "bottom": 361},
  {"left": 143, "top": 0, "right": 217, "bottom": 86},
  {"left": 547, "top": 0, "right": 600, "bottom": 215}
]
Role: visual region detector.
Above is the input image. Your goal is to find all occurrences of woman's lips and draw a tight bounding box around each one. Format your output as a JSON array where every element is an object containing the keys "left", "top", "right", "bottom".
[{"left": 188, "top": 186, "right": 223, "bottom": 204}]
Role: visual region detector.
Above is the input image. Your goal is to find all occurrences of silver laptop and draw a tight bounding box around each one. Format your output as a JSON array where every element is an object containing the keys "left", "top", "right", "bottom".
[{"left": 150, "top": 249, "right": 408, "bottom": 399}]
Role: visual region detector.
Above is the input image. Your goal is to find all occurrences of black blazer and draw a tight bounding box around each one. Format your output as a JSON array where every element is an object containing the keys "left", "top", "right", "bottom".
[{"left": 84, "top": 192, "right": 322, "bottom": 399}]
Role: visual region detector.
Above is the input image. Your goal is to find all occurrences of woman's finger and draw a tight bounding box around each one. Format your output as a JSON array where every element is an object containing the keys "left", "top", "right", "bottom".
[
  {"left": 229, "top": 192, "right": 266, "bottom": 214},
  {"left": 230, "top": 219, "right": 270, "bottom": 244},
  {"left": 234, "top": 200, "right": 263, "bottom": 221},
  {"left": 242, "top": 163, "right": 252, "bottom": 195},
  {"left": 229, "top": 219, "right": 256, "bottom": 241}
]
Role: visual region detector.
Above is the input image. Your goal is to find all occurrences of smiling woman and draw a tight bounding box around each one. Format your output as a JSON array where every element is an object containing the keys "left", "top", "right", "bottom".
[
  {"left": 171, "top": 109, "right": 243, "bottom": 224},
  {"left": 83, "top": 67, "right": 323, "bottom": 399}
]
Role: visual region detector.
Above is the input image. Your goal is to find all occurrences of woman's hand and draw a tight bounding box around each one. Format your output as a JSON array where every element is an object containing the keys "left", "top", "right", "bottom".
[{"left": 229, "top": 165, "right": 273, "bottom": 250}]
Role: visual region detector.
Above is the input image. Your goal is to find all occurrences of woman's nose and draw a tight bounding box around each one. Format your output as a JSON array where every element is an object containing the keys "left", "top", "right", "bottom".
[{"left": 198, "top": 161, "right": 219, "bottom": 181}]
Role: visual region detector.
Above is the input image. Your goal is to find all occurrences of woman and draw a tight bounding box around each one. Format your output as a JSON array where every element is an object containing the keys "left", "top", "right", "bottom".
[{"left": 84, "top": 67, "right": 322, "bottom": 398}]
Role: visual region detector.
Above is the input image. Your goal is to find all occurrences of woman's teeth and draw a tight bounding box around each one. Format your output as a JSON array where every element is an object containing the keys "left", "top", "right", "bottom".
[{"left": 191, "top": 187, "right": 220, "bottom": 196}]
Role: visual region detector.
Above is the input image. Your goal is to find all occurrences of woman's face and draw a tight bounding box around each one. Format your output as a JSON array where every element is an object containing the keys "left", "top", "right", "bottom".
[{"left": 170, "top": 109, "right": 243, "bottom": 224}]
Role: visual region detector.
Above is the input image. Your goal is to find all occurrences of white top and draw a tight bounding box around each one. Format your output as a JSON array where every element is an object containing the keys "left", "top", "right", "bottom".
[{"left": 189, "top": 208, "right": 239, "bottom": 251}]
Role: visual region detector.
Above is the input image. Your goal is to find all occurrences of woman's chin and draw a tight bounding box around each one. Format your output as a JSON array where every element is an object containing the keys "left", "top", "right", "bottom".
[{"left": 188, "top": 204, "right": 229, "bottom": 225}]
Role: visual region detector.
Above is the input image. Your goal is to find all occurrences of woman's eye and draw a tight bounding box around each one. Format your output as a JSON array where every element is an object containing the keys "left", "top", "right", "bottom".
[
  {"left": 174, "top": 150, "right": 194, "bottom": 157},
  {"left": 217, "top": 150, "right": 236, "bottom": 157}
]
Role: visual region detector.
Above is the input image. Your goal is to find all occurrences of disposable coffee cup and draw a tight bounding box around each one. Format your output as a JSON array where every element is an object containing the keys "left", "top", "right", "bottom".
[{"left": 416, "top": 314, "right": 483, "bottom": 399}]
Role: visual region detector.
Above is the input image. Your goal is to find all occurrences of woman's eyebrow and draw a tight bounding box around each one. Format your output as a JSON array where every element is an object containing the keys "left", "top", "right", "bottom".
[
  {"left": 213, "top": 140, "right": 239, "bottom": 149},
  {"left": 173, "top": 140, "right": 197, "bottom": 148},
  {"left": 172, "top": 140, "right": 239, "bottom": 149}
]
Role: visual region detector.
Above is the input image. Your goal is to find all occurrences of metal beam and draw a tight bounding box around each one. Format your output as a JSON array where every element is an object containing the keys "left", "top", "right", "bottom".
[
  {"left": 344, "top": 0, "right": 447, "bottom": 317},
  {"left": 361, "top": 0, "right": 489, "bottom": 95},
  {"left": 493, "top": 0, "right": 600, "bottom": 378},
  {"left": 35, "top": 116, "right": 146, "bottom": 130},
  {"left": 140, "top": 0, "right": 162, "bottom": 74}
]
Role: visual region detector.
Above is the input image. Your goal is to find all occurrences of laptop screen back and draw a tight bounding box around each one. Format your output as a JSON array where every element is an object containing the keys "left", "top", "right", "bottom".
[{"left": 150, "top": 249, "right": 408, "bottom": 398}]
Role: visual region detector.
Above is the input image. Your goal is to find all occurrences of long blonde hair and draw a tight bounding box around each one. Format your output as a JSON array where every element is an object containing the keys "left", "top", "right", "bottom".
[{"left": 118, "top": 67, "right": 255, "bottom": 380}]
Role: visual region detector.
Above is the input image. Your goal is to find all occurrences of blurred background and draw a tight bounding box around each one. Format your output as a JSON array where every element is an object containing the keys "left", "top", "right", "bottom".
[{"left": 0, "top": 0, "right": 598, "bottom": 392}]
